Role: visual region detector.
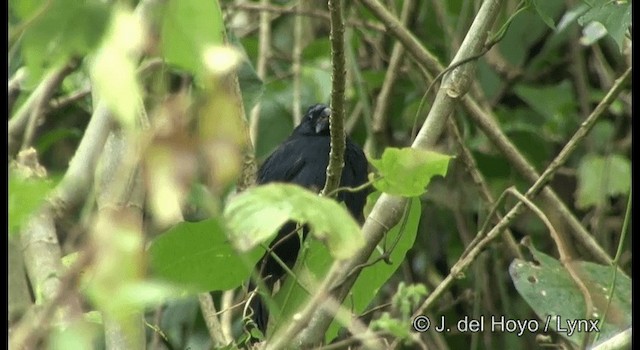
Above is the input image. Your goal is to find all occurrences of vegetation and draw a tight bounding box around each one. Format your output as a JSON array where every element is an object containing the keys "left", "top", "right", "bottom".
[{"left": 9, "top": 0, "right": 631, "bottom": 349}]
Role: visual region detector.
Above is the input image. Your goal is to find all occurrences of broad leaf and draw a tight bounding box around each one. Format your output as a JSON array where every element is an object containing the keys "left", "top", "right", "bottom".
[
  {"left": 578, "top": 0, "right": 631, "bottom": 52},
  {"left": 510, "top": 245, "right": 631, "bottom": 347},
  {"left": 12, "top": 0, "right": 110, "bottom": 85},
  {"left": 8, "top": 171, "right": 56, "bottom": 235},
  {"left": 576, "top": 154, "right": 631, "bottom": 209},
  {"left": 224, "top": 183, "right": 363, "bottom": 260},
  {"left": 161, "top": 0, "right": 225, "bottom": 83},
  {"left": 370, "top": 148, "right": 451, "bottom": 197},
  {"left": 148, "top": 218, "right": 263, "bottom": 292}
]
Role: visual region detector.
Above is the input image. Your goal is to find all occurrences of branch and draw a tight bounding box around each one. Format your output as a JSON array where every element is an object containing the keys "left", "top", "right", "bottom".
[
  {"left": 291, "top": 0, "right": 304, "bottom": 125},
  {"left": 321, "top": 0, "right": 346, "bottom": 198},
  {"left": 198, "top": 293, "right": 232, "bottom": 347},
  {"left": 9, "top": 61, "right": 79, "bottom": 156},
  {"left": 248, "top": 0, "right": 272, "bottom": 147}
]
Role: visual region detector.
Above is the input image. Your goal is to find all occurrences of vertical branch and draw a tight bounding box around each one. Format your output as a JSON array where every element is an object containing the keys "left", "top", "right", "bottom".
[
  {"left": 366, "top": 0, "right": 414, "bottom": 157},
  {"left": 321, "top": 0, "right": 346, "bottom": 197},
  {"left": 292, "top": 1, "right": 304, "bottom": 125},
  {"left": 248, "top": 0, "right": 272, "bottom": 147}
]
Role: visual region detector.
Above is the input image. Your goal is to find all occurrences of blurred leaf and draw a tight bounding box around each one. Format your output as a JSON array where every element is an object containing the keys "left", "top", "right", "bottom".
[
  {"left": 507, "top": 129, "right": 552, "bottom": 169},
  {"left": 587, "top": 121, "right": 615, "bottom": 153},
  {"left": 161, "top": 0, "right": 225, "bottom": 83},
  {"left": 48, "top": 319, "right": 101, "bottom": 350},
  {"left": 159, "top": 297, "right": 200, "bottom": 349},
  {"left": 370, "top": 313, "right": 410, "bottom": 340},
  {"left": 110, "top": 281, "right": 182, "bottom": 309},
  {"left": 13, "top": 0, "right": 110, "bottom": 85},
  {"left": 514, "top": 80, "right": 577, "bottom": 138},
  {"left": 302, "top": 38, "right": 330, "bottom": 61},
  {"left": 510, "top": 244, "right": 631, "bottom": 347},
  {"left": 580, "top": 21, "right": 608, "bottom": 46},
  {"left": 35, "top": 128, "right": 83, "bottom": 155},
  {"left": 578, "top": 0, "right": 631, "bottom": 51},
  {"left": 228, "top": 32, "right": 264, "bottom": 115},
  {"left": 8, "top": 171, "right": 55, "bottom": 234},
  {"left": 531, "top": 0, "right": 558, "bottom": 29},
  {"left": 514, "top": 80, "right": 575, "bottom": 120},
  {"left": 302, "top": 65, "right": 332, "bottom": 105},
  {"left": 499, "top": 10, "right": 554, "bottom": 65},
  {"left": 576, "top": 154, "right": 631, "bottom": 209},
  {"left": 149, "top": 218, "right": 263, "bottom": 292},
  {"left": 90, "top": 8, "right": 144, "bottom": 129},
  {"left": 224, "top": 184, "right": 363, "bottom": 260},
  {"left": 370, "top": 148, "right": 452, "bottom": 197},
  {"left": 391, "top": 282, "right": 428, "bottom": 319}
]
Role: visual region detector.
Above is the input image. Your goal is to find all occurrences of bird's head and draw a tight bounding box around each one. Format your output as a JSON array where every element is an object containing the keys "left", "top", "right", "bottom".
[{"left": 298, "top": 104, "right": 331, "bottom": 135}]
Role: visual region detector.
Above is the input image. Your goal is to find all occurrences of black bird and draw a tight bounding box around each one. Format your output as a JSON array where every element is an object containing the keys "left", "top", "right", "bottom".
[{"left": 248, "top": 103, "right": 369, "bottom": 335}]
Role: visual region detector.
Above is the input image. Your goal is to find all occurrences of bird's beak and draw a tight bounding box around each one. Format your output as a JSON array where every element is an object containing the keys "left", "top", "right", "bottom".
[{"left": 315, "top": 107, "right": 331, "bottom": 133}]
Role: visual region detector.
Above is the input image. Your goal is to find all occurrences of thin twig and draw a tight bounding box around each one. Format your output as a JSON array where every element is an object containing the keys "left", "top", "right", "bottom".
[
  {"left": 292, "top": 0, "right": 304, "bottom": 125},
  {"left": 248, "top": 0, "right": 271, "bottom": 147}
]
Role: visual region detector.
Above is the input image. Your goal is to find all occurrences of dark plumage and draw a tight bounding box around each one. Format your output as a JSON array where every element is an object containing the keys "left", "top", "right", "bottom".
[{"left": 248, "top": 104, "right": 369, "bottom": 335}]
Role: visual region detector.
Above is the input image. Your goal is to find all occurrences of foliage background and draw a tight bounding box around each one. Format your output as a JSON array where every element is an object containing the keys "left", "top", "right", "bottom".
[{"left": 8, "top": 0, "right": 631, "bottom": 349}]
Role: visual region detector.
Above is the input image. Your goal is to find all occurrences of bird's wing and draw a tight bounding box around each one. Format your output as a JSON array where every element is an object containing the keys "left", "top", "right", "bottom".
[{"left": 257, "top": 139, "right": 307, "bottom": 184}]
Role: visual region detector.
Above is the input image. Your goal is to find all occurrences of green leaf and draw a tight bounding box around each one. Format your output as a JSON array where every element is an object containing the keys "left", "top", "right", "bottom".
[
  {"left": 576, "top": 154, "right": 631, "bottom": 209},
  {"left": 509, "top": 244, "right": 631, "bottom": 347},
  {"left": 224, "top": 184, "right": 363, "bottom": 260},
  {"left": 370, "top": 148, "right": 451, "bottom": 197},
  {"left": 14, "top": 0, "right": 110, "bottom": 85},
  {"left": 578, "top": 0, "right": 631, "bottom": 52},
  {"left": 90, "top": 8, "right": 144, "bottom": 129},
  {"left": 370, "top": 313, "right": 410, "bottom": 340},
  {"left": 148, "top": 218, "right": 263, "bottom": 291},
  {"left": 514, "top": 80, "right": 575, "bottom": 120},
  {"left": 8, "top": 171, "right": 56, "bottom": 235},
  {"left": 161, "top": 0, "right": 225, "bottom": 83},
  {"left": 48, "top": 319, "right": 101, "bottom": 350},
  {"left": 531, "top": 0, "right": 558, "bottom": 30}
]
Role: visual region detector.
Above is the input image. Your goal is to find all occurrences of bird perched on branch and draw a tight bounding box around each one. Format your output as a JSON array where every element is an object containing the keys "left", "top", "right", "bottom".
[{"left": 248, "top": 103, "right": 369, "bottom": 335}]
